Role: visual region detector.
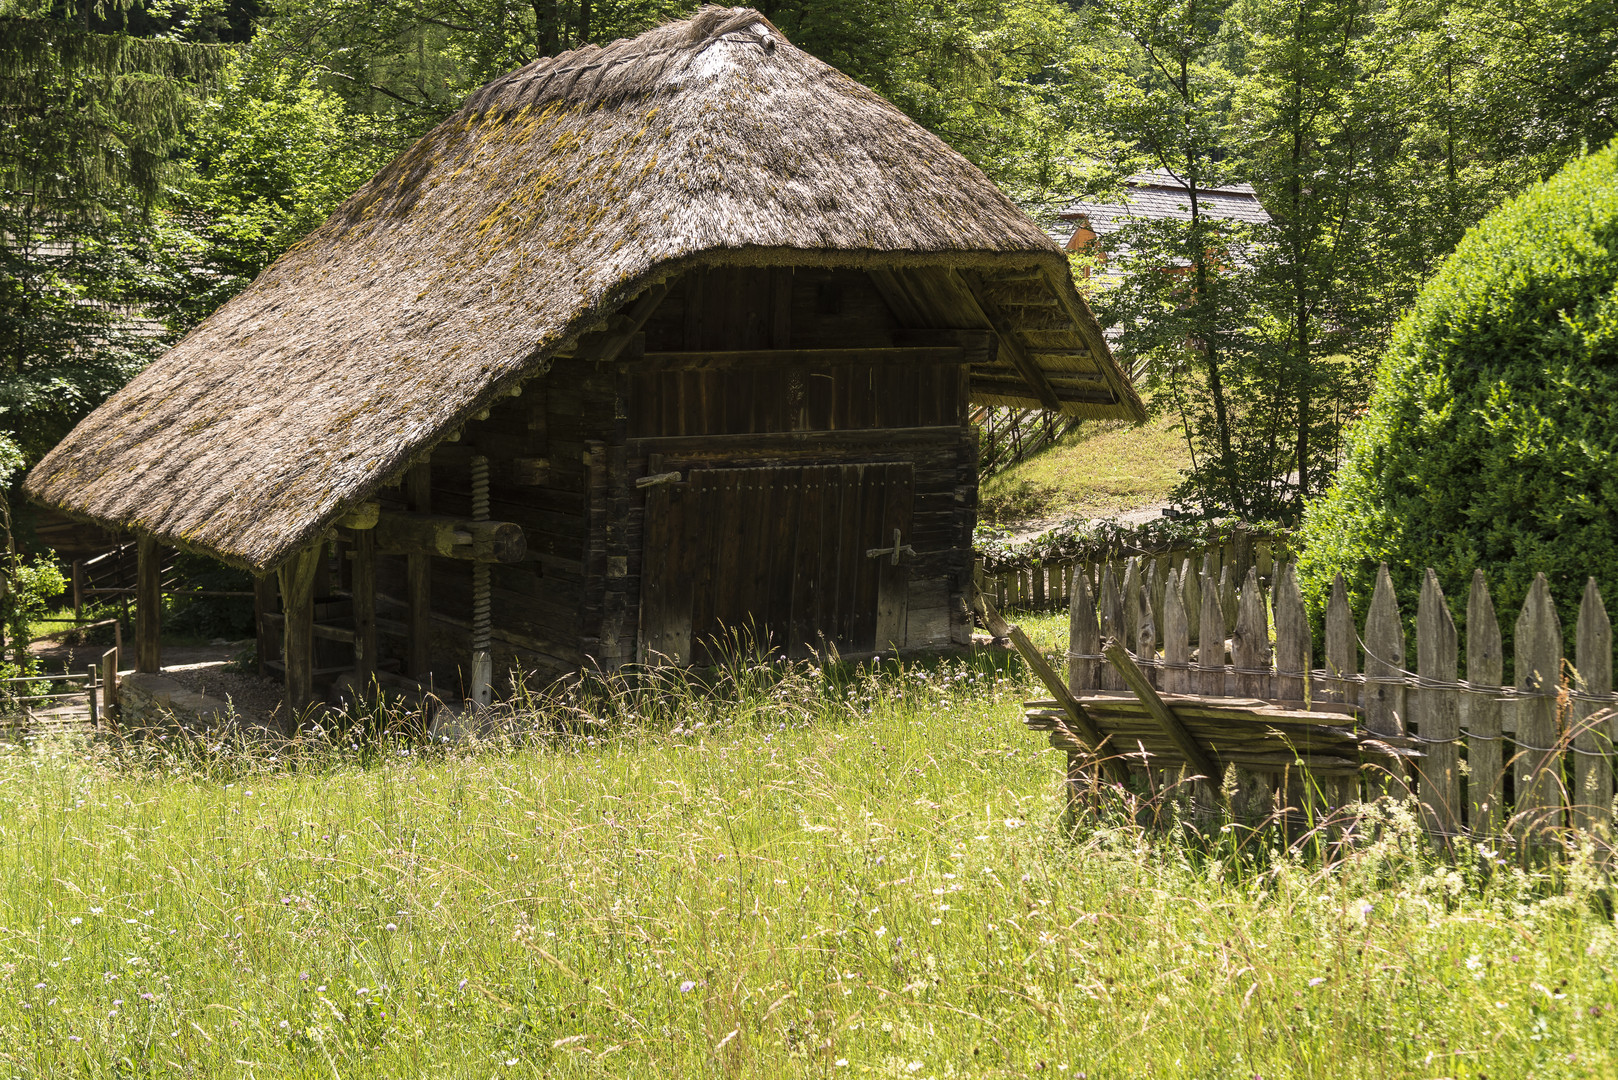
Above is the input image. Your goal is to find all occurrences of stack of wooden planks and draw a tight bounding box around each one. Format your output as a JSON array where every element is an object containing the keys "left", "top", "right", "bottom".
[{"left": 1022, "top": 692, "right": 1419, "bottom": 778}]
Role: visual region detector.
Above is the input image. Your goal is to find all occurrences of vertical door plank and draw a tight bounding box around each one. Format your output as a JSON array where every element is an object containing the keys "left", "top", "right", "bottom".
[
  {"left": 1573, "top": 577, "right": 1613, "bottom": 833},
  {"left": 1466, "top": 570, "right": 1505, "bottom": 836},
  {"left": 1416, "top": 568, "right": 1461, "bottom": 840},
  {"left": 788, "top": 468, "right": 825, "bottom": 660},
  {"left": 1515, "top": 573, "right": 1564, "bottom": 836},
  {"left": 874, "top": 463, "right": 915, "bottom": 653}
]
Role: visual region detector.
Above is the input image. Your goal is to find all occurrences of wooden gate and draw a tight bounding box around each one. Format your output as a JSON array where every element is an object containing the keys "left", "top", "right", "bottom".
[{"left": 640, "top": 463, "right": 915, "bottom": 664}]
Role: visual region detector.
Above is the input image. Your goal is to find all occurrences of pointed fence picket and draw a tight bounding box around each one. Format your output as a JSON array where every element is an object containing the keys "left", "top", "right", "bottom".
[{"left": 1047, "top": 556, "right": 1618, "bottom": 847}]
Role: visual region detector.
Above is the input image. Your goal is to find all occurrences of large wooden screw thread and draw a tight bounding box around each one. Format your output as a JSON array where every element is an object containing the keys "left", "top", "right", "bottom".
[{"left": 470, "top": 454, "right": 493, "bottom": 707}]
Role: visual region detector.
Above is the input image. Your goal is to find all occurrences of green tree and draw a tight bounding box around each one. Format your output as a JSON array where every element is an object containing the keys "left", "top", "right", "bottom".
[
  {"left": 1296, "top": 142, "right": 1618, "bottom": 642},
  {"left": 0, "top": 0, "right": 223, "bottom": 465}
]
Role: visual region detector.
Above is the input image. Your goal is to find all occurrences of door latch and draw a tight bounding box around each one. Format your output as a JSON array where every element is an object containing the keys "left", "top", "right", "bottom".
[{"left": 866, "top": 528, "right": 916, "bottom": 566}]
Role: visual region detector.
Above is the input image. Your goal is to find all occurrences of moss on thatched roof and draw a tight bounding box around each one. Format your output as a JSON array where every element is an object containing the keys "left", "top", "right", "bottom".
[{"left": 26, "top": 6, "right": 1142, "bottom": 573}]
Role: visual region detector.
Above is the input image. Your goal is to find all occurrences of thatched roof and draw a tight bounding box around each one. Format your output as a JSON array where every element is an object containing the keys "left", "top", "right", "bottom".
[{"left": 26, "top": 6, "right": 1143, "bottom": 573}]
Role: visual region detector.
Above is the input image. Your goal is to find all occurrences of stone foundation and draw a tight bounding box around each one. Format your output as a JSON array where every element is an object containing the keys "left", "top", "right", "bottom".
[{"left": 115, "top": 672, "right": 238, "bottom": 731}]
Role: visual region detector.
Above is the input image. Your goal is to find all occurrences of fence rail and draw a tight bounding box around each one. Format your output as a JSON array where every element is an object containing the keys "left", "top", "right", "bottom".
[{"left": 1036, "top": 553, "right": 1616, "bottom": 842}]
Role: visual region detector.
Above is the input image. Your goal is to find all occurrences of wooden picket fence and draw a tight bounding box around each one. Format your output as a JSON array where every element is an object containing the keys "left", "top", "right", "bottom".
[
  {"left": 1043, "top": 553, "right": 1617, "bottom": 843},
  {"left": 978, "top": 529, "right": 1288, "bottom": 615}
]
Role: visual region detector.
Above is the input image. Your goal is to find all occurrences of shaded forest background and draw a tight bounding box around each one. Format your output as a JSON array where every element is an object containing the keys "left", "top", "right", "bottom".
[{"left": 2, "top": 0, "right": 1615, "bottom": 520}]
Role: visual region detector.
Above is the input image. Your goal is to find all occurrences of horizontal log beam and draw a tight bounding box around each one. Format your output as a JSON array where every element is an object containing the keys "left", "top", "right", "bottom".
[
  {"left": 623, "top": 347, "right": 964, "bottom": 372},
  {"left": 629, "top": 425, "right": 963, "bottom": 458},
  {"left": 373, "top": 511, "right": 526, "bottom": 564}
]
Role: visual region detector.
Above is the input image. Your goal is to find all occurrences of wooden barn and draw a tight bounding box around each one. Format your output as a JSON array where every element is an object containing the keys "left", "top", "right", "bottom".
[{"left": 24, "top": 6, "right": 1143, "bottom": 721}]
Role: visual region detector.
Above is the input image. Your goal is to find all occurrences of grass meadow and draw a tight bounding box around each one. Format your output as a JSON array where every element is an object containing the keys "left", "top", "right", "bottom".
[
  {"left": 978, "top": 417, "right": 1190, "bottom": 524},
  {"left": 0, "top": 643, "right": 1615, "bottom": 1078}
]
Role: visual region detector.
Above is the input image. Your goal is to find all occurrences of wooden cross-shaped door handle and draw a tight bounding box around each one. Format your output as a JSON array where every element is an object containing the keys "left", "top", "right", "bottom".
[{"left": 866, "top": 528, "right": 916, "bottom": 566}]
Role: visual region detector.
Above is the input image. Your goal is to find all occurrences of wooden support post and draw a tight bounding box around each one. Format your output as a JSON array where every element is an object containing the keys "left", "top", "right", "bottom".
[
  {"left": 352, "top": 529, "right": 377, "bottom": 687},
  {"left": 1573, "top": 577, "right": 1612, "bottom": 835},
  {"left": 86, "top": 662, "right": 98, "bottom": 727},
  {"left": 100, "top": 645, "right": 118, "bottom": 720},
  {"left": 1514, "top": 573, "right": 1564, "bottom": 838},
  {"left": 1465, "top": 571, "right": 1504, "bottom": 836},
  {"left": 277, "top": 545, "right": 324, "bottom": 727},
  {"left": 407, "top": 461, "right": 433, "bottom": 680},
  {"left": 136, "top": 535, "right": 161, "bottom": 674},
  {"left": 1416, "top": 569, "right": 1461, "bottom": 841},
  {"left": 71, "top": 560, "right": 83, "bottom": 623},
  {"left": 253, "top": 573, "right": 277, "bottom": 677}
]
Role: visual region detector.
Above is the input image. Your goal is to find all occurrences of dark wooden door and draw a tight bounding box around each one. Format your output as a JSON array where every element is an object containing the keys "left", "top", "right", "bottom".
[{"left": 640, "top": 463, "right": 914, "bottom": 664}]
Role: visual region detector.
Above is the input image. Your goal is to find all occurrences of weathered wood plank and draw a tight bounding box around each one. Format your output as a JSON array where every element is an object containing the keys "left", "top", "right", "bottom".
[
  {"left": 1272, "top": 562, "right": 1310, "bottom": 705},
  {"left": 1198, "top": 559, "right": 1225, "bottom": 697},
  {"left": 1416, "top": 568, "right": 1461, "bottom": 839},
  {"left": 1514, "top": 572, "right": 1564, "bottom": 837},
  {"left": 1182, "top": 556, "right": 1201, "bottom": 650},
  {"left": 1572, "top": 577, "right": 1613, "bottom": 833},
  {"left": 1324, "top": 573, "right": 1357, "bottom": 707},
  {"left": 1161, "top": 569, "right": 1191, "bottom": 696},
  {"left": 1122, "top": 557, "right": 1140, "bottom": 658},
  {"left": 1218, "top": 565, "right": 1237, "bottom": 638},
  {"left": 1068, "top": 566, "right": 1101, "bottom": 695},
  {"left": 1232, "top": 567, "right": 1271, "bottom": 699},
  {"left": 1362, "top": 563, "right": 1407, "bottom": 738},
  {"left": 1099, "top": 564, "right": 1126, "bottom": 692},
  {"left": 1466, "top": 570, "right": 1505, "bottom": 836}
]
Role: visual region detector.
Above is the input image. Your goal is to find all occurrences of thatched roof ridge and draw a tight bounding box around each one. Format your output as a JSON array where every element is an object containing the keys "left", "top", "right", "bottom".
[{"left": 26, "top": 6, "right": 1142, "bottom": 573}]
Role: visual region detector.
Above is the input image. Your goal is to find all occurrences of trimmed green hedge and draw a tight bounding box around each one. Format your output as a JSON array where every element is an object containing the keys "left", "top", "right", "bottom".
[{"left": 1298, "top": 141, "right": 1618, "bottom": 649}]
